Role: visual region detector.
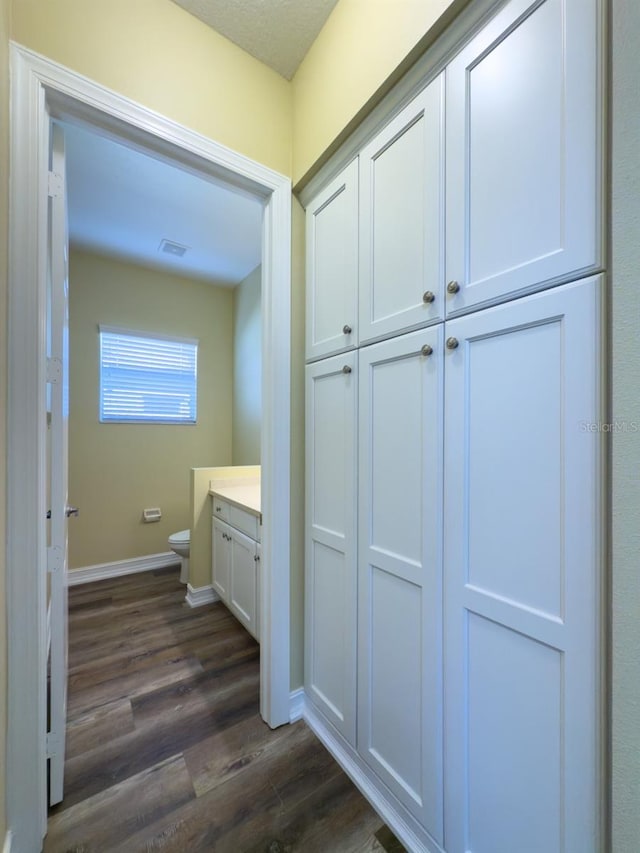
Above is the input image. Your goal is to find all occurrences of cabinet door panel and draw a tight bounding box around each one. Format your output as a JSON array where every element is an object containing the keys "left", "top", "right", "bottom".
[
  {"left": 358, "top": 327, "right": 444, "bottom": 841},
  {"left": 305, "top": 352, "right": 357, "bottom": 744},
  {"left": 360, "top": 76, "right": 445, "bottom": 344},
  {"left": 446, "top": 0, "right": 600, "bottom": 314},
  {"left": 443, "top": 277, "right": 603, "bottom": 853},
  {"left": 212, "top": 518, "right": 230, "bottom": 602},
  {"left": 230, "top": 528, "right": 258, "bottom": 639},
  {"left": 306, "top": 160, "right": 358, "bottom": 360},
  {"left": 255, "top": 543, "right": 261, "bottom": 641}
]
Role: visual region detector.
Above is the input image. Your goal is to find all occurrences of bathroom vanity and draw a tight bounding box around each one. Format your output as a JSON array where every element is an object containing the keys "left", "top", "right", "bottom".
[{"left": 209, "top": 478, "right": 261, "bottom": 641}]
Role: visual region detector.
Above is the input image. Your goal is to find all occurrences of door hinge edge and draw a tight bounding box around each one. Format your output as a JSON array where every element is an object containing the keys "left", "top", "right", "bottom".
[
  {"left": 46, "top": 731, "right": 60, "bottom": 758},
  {"left": 47, "top": 545, "right": 62, "bottom": 574},
  {"left": 48, "top": 170, "right": 63, "bottom": 199},
  {"left": 46, "top": 356, "right": 62, "bottom": 384}
]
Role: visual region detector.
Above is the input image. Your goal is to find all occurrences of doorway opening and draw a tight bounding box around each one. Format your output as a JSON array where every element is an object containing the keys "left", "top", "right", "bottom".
[{"left": 7, "top": 43, "right": 292, "bottom": 853}]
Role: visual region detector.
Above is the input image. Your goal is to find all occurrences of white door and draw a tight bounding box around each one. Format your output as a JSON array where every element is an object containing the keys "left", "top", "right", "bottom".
[
  {"left": 305, "top": 159, "right": 359, "bottom": 360},
  {"left": 443, "top": 277, "right": 603, "bottom": 853},
  {"left": 229, "top": 528, "right": 259, "bottom": 639},
  {"left": 47, "top": 122, "right": 71, "bottom": 806},
  {"left": 212, "top": 517, "right": 231, "bottom": 602},
  {"left": 445, "top": 0, "right": 600, "bottom": 315},
  {"left": 305, "top": 351, "right": 357, "bottom": 745},
  {"left": 357, "top": 326, "right": 444, "bottom": 842},
  {"left": 359, "top": 74, "right": 445, "bottom": 344}
]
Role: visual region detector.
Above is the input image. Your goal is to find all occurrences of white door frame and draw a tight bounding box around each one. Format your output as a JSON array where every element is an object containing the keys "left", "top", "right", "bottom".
[{"left": 7, "top": 43, "right": 292, "bottom": 853}]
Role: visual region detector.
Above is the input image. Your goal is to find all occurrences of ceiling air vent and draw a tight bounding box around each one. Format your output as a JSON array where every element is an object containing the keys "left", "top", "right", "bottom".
[{"left": 159, "top": 239, "right": 189, "bottom": 257}]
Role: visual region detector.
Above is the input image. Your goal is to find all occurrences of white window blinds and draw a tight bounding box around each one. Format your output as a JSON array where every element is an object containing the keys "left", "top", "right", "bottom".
[{"left": 99, "top": 326, "right": 198, "bottom": 423}]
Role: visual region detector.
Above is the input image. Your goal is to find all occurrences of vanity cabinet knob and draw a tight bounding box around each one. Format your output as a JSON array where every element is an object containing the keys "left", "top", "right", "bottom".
[
  {"left": 421, "top": 344, "right": 433, "bottom": 357},
  {"left": 446, "top": 336, "right": 459, "bottom": 350},
  {"left": 342, "top": 365, "right": 352, "bottom": 374},
  {"left": 343, "top": 324, "right": 352, "bottom": 335},
  {"left": 447, "top": 280, "right": 460, "bottom": 295},
  {"left": 422, "top": 291, "right": 435, "bottom": 304}
]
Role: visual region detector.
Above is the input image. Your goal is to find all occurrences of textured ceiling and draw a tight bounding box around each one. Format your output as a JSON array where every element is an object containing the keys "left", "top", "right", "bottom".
[
  {"left": 171, "top": 0, "right": 339, "bottom": 79},
  {"left": 64, "top": 123, "right": 263, "bottom": 287}
]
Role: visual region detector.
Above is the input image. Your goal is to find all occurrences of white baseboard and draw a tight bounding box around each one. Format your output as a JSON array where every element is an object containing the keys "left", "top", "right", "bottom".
[
  {"left": 185, "top": 583, "right": 219, "bottom": 608},
  {"left": 68, "top": 552, "right": 180, "bottom": 586},
  {"left": 3, "top": 830, "right": 12, "bottom": 853},
  {"left": 289, "top": 687, "right": 305, "bottom": 723},
  {"left": 303, "top": 703, "right": 436, "bottom": 853}
]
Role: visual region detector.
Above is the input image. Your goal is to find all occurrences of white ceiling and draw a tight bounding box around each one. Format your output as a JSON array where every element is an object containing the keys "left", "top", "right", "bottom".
[
  {"left": 171, "top": 0, "right": 339, "bottom": 79},
  {"left": 64, "top": 122, "right": 263, "bottom": 287}
]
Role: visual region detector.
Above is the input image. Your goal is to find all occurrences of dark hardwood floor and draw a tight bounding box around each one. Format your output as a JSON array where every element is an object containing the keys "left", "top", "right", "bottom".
[{"left": 45, "top": 566, "right": 405, "bottom": 852}]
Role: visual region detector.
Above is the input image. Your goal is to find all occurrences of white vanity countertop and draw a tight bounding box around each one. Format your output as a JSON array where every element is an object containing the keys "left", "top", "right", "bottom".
[{"left": 209, "top": 479, "right": 261, "bottom": 519}]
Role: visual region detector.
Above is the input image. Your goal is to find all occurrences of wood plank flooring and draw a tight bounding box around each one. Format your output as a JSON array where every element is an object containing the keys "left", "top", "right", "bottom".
[{"left": 45, "top": 566, "right": 405, "bottom": 852}]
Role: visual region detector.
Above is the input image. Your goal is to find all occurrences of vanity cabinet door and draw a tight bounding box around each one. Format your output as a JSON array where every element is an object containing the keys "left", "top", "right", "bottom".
[
  {"left": 255, "top": 543, "right": 261, "bottom": 641},
  {"left": 229, "top": 528, "right": 258, "bottom": 640},
  {"left": 212, "top": 518, "right": 231, "bottom": 603}
]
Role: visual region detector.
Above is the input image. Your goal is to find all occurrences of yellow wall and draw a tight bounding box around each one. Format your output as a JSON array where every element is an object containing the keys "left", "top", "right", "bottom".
[
  {"left": 291, "top": 0, "right": 465, "bottom": 183},
  {"left": 232, "top": 265, "right": 261, "bottom": 465},
  {"left": 68, "top": 250, "right": 234, "bottom": 569},
  {"left": 611, "top": 1, "right": 640, "bottom": 848},
  {"left": 0, "top": 0, "right": 9, "bottom": 839},
  {"left": 11, "top": 0, "right": 292, "bottom": 177}
]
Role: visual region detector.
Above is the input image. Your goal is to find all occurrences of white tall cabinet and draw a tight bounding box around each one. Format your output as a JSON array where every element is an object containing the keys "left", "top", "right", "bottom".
[
  {"left": 305, "top": 351, "right": 358, "bottom": 745},
  {"left": 445, "top": 0, "right": 600, "bottom": 315},
  {"left": 359, "top": 75, "right": 445, "bottom": 343},
  {"left": 304, "top": 0, "right": 604, "bottom": 851},
  {"left": 443, "top": 277, "right": 603, "bottom": 853},
  {"left": 305, "top": 160, "right": 359, "bottom": 361},
  {"left": 357, "top": 326, "right": 444, "bottom": 841}
]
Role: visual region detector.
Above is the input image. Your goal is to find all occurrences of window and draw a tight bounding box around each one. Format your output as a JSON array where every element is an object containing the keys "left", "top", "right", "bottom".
[{"left": 99, "top": 326, "right": 198, "bottom": 423}]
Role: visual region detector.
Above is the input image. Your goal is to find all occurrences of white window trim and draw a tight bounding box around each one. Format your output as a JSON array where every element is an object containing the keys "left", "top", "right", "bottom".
[{"left": 98, "top": 324, "right": 199, "bottom": 346}]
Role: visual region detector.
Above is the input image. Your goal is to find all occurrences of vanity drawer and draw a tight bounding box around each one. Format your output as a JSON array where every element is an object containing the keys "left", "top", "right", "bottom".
[
  {"left": 212, "top": 498, "right": 230, "bottom": 522},
  {"left": 229, "top": 504, "right": 260, "bottom": 542}
]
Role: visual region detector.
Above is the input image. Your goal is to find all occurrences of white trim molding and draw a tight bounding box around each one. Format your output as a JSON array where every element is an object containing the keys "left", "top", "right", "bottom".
[
  {"left": 303, "top": 704, "right": 435, "bottom": 853},
  {"left": 297, "top": 0, "right": 505, "bottom": 206},
  {"left": 46, "top": 601, "right": 52, "bottom": 659},
  {"left": 67, "top": 552, "right": 180, "bottom": 586},
  {"left": 289, "top": 687, "right": 306, "bottom": 723},
  {"left": 7, "top": 42, "right": 291, "bottom": 853},
  {"left": 3, "top": 830, "right": 13, "bottom": 853},
  {"left": 185, "top": 584, "right": 220, "bottom": 608}
]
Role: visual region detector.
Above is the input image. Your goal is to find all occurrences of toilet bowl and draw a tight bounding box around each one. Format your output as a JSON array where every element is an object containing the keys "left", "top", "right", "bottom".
[{"left": 168, "top": 529, "right": 190, "bottom": 584}]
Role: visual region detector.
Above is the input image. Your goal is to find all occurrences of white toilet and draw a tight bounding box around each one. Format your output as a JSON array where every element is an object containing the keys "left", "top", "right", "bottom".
[{"left": 168, "top": 529, "right": 190, "bottom": 584}]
